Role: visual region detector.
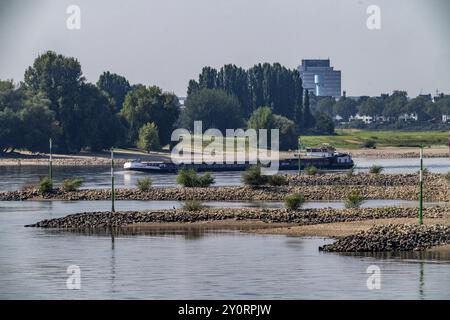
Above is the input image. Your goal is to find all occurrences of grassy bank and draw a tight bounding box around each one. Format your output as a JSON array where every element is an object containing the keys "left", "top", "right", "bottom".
[{"left": 300, "top": 129, "right": 448, "bottom": 149}]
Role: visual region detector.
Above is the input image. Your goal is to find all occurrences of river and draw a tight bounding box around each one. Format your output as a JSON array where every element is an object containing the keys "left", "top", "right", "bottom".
[
  {"left": 1, "top": 200, "right": 450, "bottom": 299},
  {"left": 1, "top": 158, "right": 450, "bottom": 299},
  {"left": 0, "top": 157, "right": 449, "bottom": 192}
]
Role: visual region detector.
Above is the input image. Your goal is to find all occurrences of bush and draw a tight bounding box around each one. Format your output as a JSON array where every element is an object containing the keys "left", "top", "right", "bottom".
[
  {"left": 267, "top": 174, "right": 288, "bottom": 186},
  {"left": 38, "top": 177, "right": 53, "bottom": 194},
  {"left": 369, "top": 165, "right": 384, "bottom": 174},
  {"left": 136, "top": 177, "right": 153, "bottom": 191},
  {"left": 362, "top": 140, "right": 377, "bottom": 149},
  {"left": 345, "top": 190, "right": 364, "bottom": 209},
  {"left": 304, "top": 166, "right": 319, "bottom": 176},
  {"left": 137, "top": 122, "right": 160, "bottom": 152},
  {"left": 284, "top": 193, "right": 305, "bottom": 210},
  {"left": 241, "top": 165, "right": 268, "bottom": 186},
  {"left": 62, "top": 178, "right": 83, "bottom": 192},
  {"left": 445, "top": 172, "right": 450, "bottom": 184},
  {"left": 182, "top": 200, "right": 204, "bottom": 212},
  {"left": 417, "top": 167, "right": 429, "bottom": 175},
  {"left": 177, "top": 169, "right": 215, "bottom": 187}
]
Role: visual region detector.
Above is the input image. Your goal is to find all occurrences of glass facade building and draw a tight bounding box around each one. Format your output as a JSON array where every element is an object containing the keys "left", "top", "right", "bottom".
[{"left": 298, "top": 59, "right": 341, "bottom": 98}]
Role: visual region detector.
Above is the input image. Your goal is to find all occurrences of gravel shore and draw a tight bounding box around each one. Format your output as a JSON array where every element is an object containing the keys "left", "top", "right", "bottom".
[
  {"left": 3, "top": 173, "right": 449, "bottom": 201},
  {"left": 319, "top": 224, "right": 450, "bottom": 252},
  {"left": 25, "top": 206, "right": 450, "bottom": 229}
]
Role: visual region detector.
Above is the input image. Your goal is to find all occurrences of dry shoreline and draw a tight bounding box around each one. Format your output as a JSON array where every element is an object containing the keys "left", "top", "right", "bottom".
[
  {"left": 1, "top": 146, "right": 449, "bottom": 167},
  {"left": 25, "top": 206, "right": 450, "bottom": 252}
]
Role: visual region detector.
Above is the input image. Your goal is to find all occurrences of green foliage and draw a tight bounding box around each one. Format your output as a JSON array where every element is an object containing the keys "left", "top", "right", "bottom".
[
  {"left": 369, "top": 165, "right": 384, "bottom": 174},
  {"left": 121, "top": 85, "right": 179, "bottom": 147},
  {"left": 344, "top": 190, "right": 364, "bottom": 209},
  {"left": 247, "top": 107, "right": 298, "bottom": 150},
  {"left": 176, "top": 169, "right": 215, "bottom": 188},
  {"left": 38, "top": 177, "right": 53, "bottom": 194},
  {"left": 304, "top": 166, "right": 319, "bottom": 176},
  {"left": 182, "top": 200, "right": 204, "bottom": 212},
  {"left": 333, "top": 97, "right": 358, "bottom": 121},
  {"left": 97, "top": 71, "right": 131, "bottom": 112},
  {"left": 284, "top": 193, "right": 305, "bottom": 210},
  {"left": 136, "top": 177, "right": 153, "bottom": 191},
  {"left": 188, "top": 63, "right": 303, "bottom": 120},
  {"left": 362, "top": 139, "right": 377, "bottom": 149},
  {"left": 267, "top": 174, "right": 288, "bottom": 186},
  {"left": 313, "top": 112, "right": 335, "bottom": 135},
  {"left": 445, "top": 172, "right": 450, "bottom": 184},
  {"left": 302, "top": 90, "right": 315, "bottom": 130},
  {"left": 137, "top": 122, "right": 160, "bottom": 152},
  {"left": 241, "top": 165, "right": 268, "bottom": 186},
  {"left": 179, "top": 88, "right": 243, "bottom": 132},
  {"left": 62, "top": 178, "right": 83, "bottom": 192}
]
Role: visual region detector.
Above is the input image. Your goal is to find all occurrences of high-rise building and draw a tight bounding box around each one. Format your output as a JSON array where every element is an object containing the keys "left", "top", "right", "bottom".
[{"left": 298, "top": 59, "right": 341, "bottom": 98}]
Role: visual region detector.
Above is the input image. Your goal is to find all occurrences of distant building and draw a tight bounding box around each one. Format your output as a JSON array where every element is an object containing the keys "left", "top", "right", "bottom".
[
  {"left": 443, "top": 114, "right": 450, "bottom": 123},
  {"left": 398, "top": 113, "right": 418, "bottom": 122},
  {"left": 298, "top": 59, "right": 341, "bottom": 98}
]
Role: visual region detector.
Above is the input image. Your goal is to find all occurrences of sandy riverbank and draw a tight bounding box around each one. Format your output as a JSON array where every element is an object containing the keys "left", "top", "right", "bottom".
[
  {"left": 1, "top": 146, "right": 449, "bottom": 167},
  {"left": 0, "top": 149, "right": 170, "bottom": 166}
]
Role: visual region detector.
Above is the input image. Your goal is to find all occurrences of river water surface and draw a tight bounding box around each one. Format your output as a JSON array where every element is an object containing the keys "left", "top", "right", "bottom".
[{"left": 1, "top": 158, "right": 450, "bottom": 299}]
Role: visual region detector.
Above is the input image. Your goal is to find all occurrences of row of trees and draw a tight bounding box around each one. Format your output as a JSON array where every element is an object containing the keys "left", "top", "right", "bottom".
[
  {"left": 1, "top": 51, "right": 336, "bottom": 154},
  {"left": 1, "top": 51, "right": 180, "bottom": 153},
  {"left": 314, "top": 91, "right": 450, "bottom": 123}
]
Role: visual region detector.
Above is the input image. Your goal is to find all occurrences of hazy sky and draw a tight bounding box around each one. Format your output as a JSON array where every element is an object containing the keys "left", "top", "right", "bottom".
[{"left": 0, "top": 0, "right": 449, "bottom": 97}]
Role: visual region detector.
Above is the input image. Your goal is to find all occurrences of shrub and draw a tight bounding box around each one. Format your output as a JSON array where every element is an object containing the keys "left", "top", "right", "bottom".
[
  {"left": 62, "top": 178, "right": 83, "bottom": 192},
  {"left": 362, "top": 140, "right": 377, "bottom": 149},
  {"left": 137, "top": 122, "right": 160, "bottom": 152},
  {"left": 369, "top": 165, "right": 384, "bottom": 174},
  {"left": 284, "top": 193, "right": 305, "bottom": 210},
  {"left": 267, "top": 174, "right": 288, "bottom": 186},
  {"left": 304, "top": 166, "right": 319, "bottom": 176},
  {"left": 445, "top": 172, "right": 450, "bottom": 184},
  {"left": 241, "top": 165, "right": 268, "bottom": 186},
  {"left": 177, "top": 169, "right": 215, "bottom": 187},
  {"left": 38, "top": 177, "right": 53, "bottom": 194},
  {"left": 345, "top": 190, "right": 364, "bottom": 209},
  {"left": 182, "top": 200, "right": 204, "bottom": 212},
  {"left": 136, "top": 177, "right": 153, "bottom": 191},
  {"left": 417, "top": 167, "right": 429, "bottom": 175}
]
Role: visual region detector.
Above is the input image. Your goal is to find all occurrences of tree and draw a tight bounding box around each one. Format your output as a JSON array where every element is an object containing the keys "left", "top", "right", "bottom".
[
  {"left": 272, "top": 114, "right": 298, "bottom": 150},
  {"left": 404, "top": 96, "right": 430, "bottom": 121},
  {"left": 0, "top": 82, "right": 55, "bottom": 153},
  {"left": 302, "top": 90, "right": 315, "bottom": 130},
  {"left": 76, "top": 83, "right": 119, "bottom": 151},
  {"left": 188, "top": 63, "right": 303, "bottom": 122},
  {"left": 18, "top": 93, "right": 55, "bottom": 152},
  {"left": 358, "top": 97, "right": 383, "bottom": 116},
  {"left": 179, "top": 88, "right": 243, "bottom": 132},
  {"left": 247, "top": 106, "right": 298, "bottom": 150},
  {"left": 383, "top": 91, "right": 408, "bottom": 118},
  {"left": 333, "top": 97, "right": 357, "bottom": 121},
  {"left": 137, "top": 122, "right": 160, "bottom": 152},
  {"left": 97, "top": 71, "right": 131, "bottom": 112},
  {"left": 247, "top": 106, "right": 274, "bottom": 130},
  {"left": 313, "top": 112, "right": 335, "bottom": 135},
  {"left": 121, "top": 85, "right": 180, "bottom": 146},
  {"left": 23, "top": 51, "right": 84, "bottom": 152},
  {"left": 315, "top": 96, "right": 335, "bottom": 115}
]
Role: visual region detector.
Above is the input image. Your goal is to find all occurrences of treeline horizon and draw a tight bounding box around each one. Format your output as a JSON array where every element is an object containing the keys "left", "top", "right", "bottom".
[{"left": 1, "top": 50, "right": 448, "bottom": 154}]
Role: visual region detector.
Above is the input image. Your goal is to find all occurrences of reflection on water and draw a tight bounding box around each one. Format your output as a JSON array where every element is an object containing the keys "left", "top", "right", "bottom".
[
  {"left": 1, "top": 156, "right": 449, "bottom": 191},
  {"left": 1, "top": 200, "right": 450, "bottom": 299}
]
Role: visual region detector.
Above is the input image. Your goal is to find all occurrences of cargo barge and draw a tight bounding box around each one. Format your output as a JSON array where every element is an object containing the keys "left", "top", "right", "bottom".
[{"left": 123, "top": 146, "right": 354, "bottom": 172}]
